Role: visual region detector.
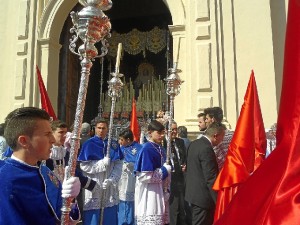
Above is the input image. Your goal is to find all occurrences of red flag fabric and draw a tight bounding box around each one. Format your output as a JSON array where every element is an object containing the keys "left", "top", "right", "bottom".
[
  {"left": 36, "top": 65, "right": 57, "bottom": 120},
  {"left": 214, "top": 1, "right": 300, "bottom": 224},
  {"left": 130, "top": 98, "right": 140, "bottom": 142},
  {"left": 213, "top": 71, "right": 266, "bottom": 221}
]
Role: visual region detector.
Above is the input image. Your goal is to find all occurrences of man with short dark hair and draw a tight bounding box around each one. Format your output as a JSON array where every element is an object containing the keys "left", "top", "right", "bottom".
[
  {"left": 185, "top": 122, "right": 226, "bottom": 225},
  {"left": 78, "top": 119, "right": 123, "bottom": 225},
  {"left": 46, "top": 120, "right": 68, "bottom": 182},
  {"left": 197, "top": 112, "right": 207, "bottom": 139},
  {"left": 204, "top": 107, "right": 234, "bottom": 170},
  {"left": 0, "top": 107, "right": 80, "bottom": 225}
]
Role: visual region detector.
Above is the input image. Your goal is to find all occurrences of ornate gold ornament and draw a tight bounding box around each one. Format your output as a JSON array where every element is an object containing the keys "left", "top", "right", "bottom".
[
  {"left": 147, "top": 27, "right": 166, "bottom": 54},
  {"left": 108, "top": 27, "right": 167, "bottom": 57}
]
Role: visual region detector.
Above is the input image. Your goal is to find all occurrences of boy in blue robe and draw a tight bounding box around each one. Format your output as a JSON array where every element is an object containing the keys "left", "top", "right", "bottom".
[
  {"left": 78, "top": 118, "right": 123, "bottom": 225},
  {"left": 118, "top": 128, "right": 143, "bottom": 225},
  {"left": 134, "top": 120, "right": 172, "bottom": 225},
  {"left": 0, "top": 107, "right": 81, "bottom": 225}
]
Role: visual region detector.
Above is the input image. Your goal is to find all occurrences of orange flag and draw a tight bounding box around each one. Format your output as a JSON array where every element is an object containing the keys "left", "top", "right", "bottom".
[
  {"left": 213, "top": 71, "right": 266, "bottom": 221},
  {"left": 36, "top": 65, "right": 57, "bottom": 120},
  {"left": 130, "top": 98, "right": 140, "bottom": 142},
  {"left": 214, "top": 1, "right": 300, "bottom": 224}
]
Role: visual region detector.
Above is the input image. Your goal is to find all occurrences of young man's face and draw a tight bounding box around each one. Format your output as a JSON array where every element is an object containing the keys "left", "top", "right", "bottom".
[
  {"left": 95, "top": 122, "right": 108, "bottom": 139},
  {"left": 198, "top": 116, "right": 207, "bottom": 131},
  {"left": 118, "top": 137, "right": 127, "bottom": 147},
  {"left": 52, "top": 127, "right": 68, "bottom": 146},
  {"left": 205, "top": 114, "right": 215, "bottom": 127},
  {"left": 149, "top": 130, "right": 165, "bottom": 144},
  {"left": 26, "top": 119, "right": 56, "bottom": 163}
]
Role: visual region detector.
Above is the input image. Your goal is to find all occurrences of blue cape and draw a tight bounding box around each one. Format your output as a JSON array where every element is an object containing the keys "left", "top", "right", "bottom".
[
  {"left": 134, "top": 142, "right": 166, "bottom": 172},
  {"left": 121, "top": 141, "right": 142, "bottom": 163},
  {"left": 0, "top": 158, "right": 62, "bottom": 225},
  {"left": 78, "top": 136, "right": 123, "bottom": 162}
]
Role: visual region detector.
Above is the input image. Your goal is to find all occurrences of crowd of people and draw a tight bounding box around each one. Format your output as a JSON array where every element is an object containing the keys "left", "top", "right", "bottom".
[{"left": 0, "top": 106, "right": 277, "bottom": 225}]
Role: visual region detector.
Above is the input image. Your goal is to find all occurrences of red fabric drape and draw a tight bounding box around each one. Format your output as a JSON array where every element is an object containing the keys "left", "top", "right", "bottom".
[
  {"left": 213, "top": 71, "right": 266, "bottom": 221},
  {"left": 36, "top": 65, "right": 57, "bottom": 120},
  {"left": 214, "top": 1, "right": 300, "bottom": 224},
  {"left": 130, "top": 98, "right": 140, "bottom": 142}
]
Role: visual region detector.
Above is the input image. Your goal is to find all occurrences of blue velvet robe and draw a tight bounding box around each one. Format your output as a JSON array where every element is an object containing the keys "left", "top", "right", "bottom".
[
  {"left": 134, "top": 142, "right": 166, "bottom": 173},
  {"left": 118, "top": 141, "right": 142, "bottom": 225},
  {"left": 78, "top": 136, "right": 123, "bottom": 162},
  {"left": 0, "top": 158, "right": 63, "bottom": 225}
]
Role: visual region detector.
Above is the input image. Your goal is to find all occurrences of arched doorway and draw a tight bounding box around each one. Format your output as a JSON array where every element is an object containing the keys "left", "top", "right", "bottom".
[{"left": 58, "top": 0, "right": 173, "bottom": 126}]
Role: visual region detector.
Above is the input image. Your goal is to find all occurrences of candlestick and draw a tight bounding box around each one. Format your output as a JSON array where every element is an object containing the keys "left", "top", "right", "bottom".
[{"left": 115, "top": 43, "right": 122, "bottom": 73}]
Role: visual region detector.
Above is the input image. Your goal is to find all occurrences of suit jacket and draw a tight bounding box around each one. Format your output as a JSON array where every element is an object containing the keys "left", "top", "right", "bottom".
[{"left": 185, "top": 136, "right": 218, "bottom": 209}]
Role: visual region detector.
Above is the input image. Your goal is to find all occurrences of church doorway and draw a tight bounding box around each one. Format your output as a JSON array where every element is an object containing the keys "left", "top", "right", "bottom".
[{"left": 58, "top": 0, "right": 173, "bottom": 127}]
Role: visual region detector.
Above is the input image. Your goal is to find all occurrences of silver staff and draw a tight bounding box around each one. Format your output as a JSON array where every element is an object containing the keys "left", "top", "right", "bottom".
[
  {"left": 98, "top": 57, "right": 105, "bottom": 118},
  {"left": 165, "top": 62, "right": 184, "bottom": 164},
  {"left": 100, "top": 43, "right": 124, "bottom": 225},
  {"left": 61, "top": 1, "right": 112, "bottom": 224}
]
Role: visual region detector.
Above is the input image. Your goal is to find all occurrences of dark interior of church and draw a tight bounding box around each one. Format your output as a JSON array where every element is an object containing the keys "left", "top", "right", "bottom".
[{"left": 58, "top": 0, "right": 173, "bottom": 126}]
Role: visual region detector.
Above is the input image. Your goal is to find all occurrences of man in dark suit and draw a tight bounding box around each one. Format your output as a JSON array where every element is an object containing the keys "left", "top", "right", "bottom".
[{"left": 185, "top": 122, "right": 226, "bottom": 225}]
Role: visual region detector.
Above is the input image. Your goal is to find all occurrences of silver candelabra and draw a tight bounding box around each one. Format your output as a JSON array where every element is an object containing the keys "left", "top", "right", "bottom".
[
  {"left": 100, "top": 43, "right": 124, "bottom": 225},
  {"left": 61, "top": 0, "right": 112, "bottom": 224},
  {"left": 165, "top": 62, "right": 184, "bottom": 164}
]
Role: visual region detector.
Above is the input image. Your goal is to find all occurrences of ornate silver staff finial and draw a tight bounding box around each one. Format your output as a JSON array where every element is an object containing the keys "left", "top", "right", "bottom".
[
  {"left": 106, "top": 43, "right": 124, "bottom": 158},
  {"left": 61, "top": 1, "right": 112, "bottom": 224},
  {"left": 99, "top": 43, "right": 123, "bottom": 225},
  {"left": 164, "top": 62, "right": 184, "bottom": 164}
]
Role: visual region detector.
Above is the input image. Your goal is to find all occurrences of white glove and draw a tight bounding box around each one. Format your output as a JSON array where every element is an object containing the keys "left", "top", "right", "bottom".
[
  {"left": 62, "top": 167, "right": 81, "bottom": 198},
  {"left": 163, "top": 163, "right": 172, "bottom": 174},
  {"left": 102, "top": 179, "right": 113, "bottom": 190},
  {"left": 102, "top": 157, "right": 110, "bottom": 167}
]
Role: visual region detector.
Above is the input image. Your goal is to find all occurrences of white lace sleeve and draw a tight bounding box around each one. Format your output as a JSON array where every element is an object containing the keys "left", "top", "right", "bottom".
[
  {"left": 108, "top": 160, "right": 123, "bottom": 186},
  {"left": 136, "top": 169, "right": 163, "bottom": 184},
  {"left": 80, "top": 159, "right": 107, "bottom": 174}
]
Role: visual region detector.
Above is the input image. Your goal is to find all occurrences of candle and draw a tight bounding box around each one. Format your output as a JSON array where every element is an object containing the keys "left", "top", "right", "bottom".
[{"left": 115, "top": 43, "right": 122, "bottom": 73}]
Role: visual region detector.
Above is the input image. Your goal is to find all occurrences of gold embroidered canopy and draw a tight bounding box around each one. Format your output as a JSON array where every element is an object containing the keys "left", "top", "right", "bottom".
[{"left": 108, "top": 27, "right": 167, "bottom": 57}]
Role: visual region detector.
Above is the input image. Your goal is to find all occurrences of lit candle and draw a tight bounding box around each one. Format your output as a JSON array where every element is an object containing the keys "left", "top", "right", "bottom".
[{"left": 115, "top": 43, "right": 122, "bottom": 73}]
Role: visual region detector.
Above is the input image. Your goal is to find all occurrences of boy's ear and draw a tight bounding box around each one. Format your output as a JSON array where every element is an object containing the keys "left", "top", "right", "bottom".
[{"left": 18, "top": 135, "right": 30, "bottom": 148}]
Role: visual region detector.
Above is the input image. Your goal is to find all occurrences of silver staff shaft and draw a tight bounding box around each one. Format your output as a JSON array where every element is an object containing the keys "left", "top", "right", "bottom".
[
  {"left": 100, "top": 65, "right": 123, "bottom": 224},
  {"left": 61, "top": 58, "right": 92, "bottom": 224},
  {"left": 61, "top": 1, "right": 112, "bottom": 224},
  {"left": 98, "top": 57, "right": 105, "bottom": 117},
  {"left": 99, "top": 95, "right": 116, "bottom": 225},
  {"left": 166, "top": 95, "right": 174, "bottom": 164}
]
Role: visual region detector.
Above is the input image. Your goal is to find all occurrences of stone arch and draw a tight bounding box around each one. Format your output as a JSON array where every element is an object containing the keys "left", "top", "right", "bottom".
[
  {"left": 36, "top": 0, "right": 77, "bottom": 110},
  {"left": 39, "top": 0, "right": 77, "bottom": 42},
  {"left": 163, "top": 0, "right": 185, "bottom": 25}
]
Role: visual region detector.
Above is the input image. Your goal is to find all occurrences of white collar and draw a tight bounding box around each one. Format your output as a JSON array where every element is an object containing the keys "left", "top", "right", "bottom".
[{"left": 11, "top": 154, "right": 39, "bottom": 168}]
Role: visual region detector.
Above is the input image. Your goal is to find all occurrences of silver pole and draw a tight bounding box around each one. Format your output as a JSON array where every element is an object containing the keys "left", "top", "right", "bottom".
[
  {"left": 98, "top": 57, "right": 105, "bottom": 118},
  {"left": 61, "top": 0, "right": 112, "bottom": 224},
  {"left": 100, "top": 43, "right": 124, "bottom": 225},
  {"left": 165, "top": 62, "right": 183, "bottom": 164}
]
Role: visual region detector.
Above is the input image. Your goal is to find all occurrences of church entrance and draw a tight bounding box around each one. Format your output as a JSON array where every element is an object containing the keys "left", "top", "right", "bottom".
[{"left": 58, "top": 0, "right": 173, "bottom": 128}]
